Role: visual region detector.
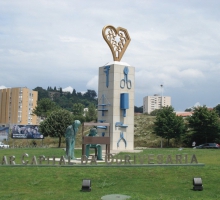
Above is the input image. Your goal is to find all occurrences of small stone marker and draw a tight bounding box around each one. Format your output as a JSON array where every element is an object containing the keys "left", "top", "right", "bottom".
[{"left": 101, "top": 194, "right": 131, "bottom": 200}]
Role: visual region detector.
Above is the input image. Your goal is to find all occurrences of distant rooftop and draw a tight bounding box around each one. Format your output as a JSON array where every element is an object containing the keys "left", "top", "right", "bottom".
[{"left": 175, "top": 112, "right": 193, "bottom": 117}]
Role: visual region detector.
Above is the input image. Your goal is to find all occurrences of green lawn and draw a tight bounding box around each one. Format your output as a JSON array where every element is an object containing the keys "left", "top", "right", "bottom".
[{"left": 0, "top": 148, "right": 219, "bottom": 200}]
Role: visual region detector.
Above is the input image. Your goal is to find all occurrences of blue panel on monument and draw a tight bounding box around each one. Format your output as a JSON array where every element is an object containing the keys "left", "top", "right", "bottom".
[
  {"left": 120, "top": 93, "right": 129, "bottom": 109},
  {"left": 120, "top": 93, "right": 129, "bottom": 117}
]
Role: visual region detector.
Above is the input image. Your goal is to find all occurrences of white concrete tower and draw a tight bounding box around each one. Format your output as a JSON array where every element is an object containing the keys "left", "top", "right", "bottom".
[{"left": 98, "top": 61, "right": 135, "bottom": 150}]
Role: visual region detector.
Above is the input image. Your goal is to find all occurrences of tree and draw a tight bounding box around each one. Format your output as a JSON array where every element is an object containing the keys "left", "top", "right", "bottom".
[
  {"left": 83, "top": 89, "right": 97, "bottom": 99},
  {"left": 77, "top": 92, "right": 82, "bottom": 97},
  {"left": 39, "top": 109, "right": 74, "bottom": 147},
  {"left": 59, "top": 87, "right": 63, "bottom": 97},
  {"left": 154, "top": 106, "right": 186, "bottom": 146},
  {"left": 185, "top": 108, "right": 192, "bottom": 112},
  {"left": 32, "top": 98, "right": 59, "bottom": 118},
  {"left": 48, "top": 86, "right": 52, "bottom": 91},
  {"left": 73, "top": 103, "right": 84, "bottom": 116},
  {"left": 33, "top": 87, "right": 49, "bottom": 100},
  {"left": 72, "top": 89, "right": 77, "bottom": 96},
  {"left": 85, "top": 104, "right": 97, "bottom": 122},
  {"left": 66, "top": 92, "right": 71, "bottom": 99},
  {"left": 187, "top": 106, "right": 220, "bottom": 144},
  {"left": 134, "top": 106, "right": 143, "bottom": 113},
  {"left": 71, "top": 103, "right": 86, "bottom": 123},
  {"left": 213, "top": 104, "right": 220, "bottom": 117},
  {"left": 150, "top": 109, "right": 161, "bottom": 116}
]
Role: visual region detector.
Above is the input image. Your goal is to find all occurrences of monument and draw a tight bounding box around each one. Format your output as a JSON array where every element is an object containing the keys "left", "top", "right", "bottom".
[
  {"left": 97, "top": 25, "right": 134, "bottom": 151},
  {"left": 65, "top": 120, "right": 81, "bottom": 159}
]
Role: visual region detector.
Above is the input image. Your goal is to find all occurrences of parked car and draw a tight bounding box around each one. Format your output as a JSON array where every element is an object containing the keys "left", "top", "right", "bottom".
[
  {"left": 193, "top": 143, "right": 220, "bottom": 149},
  {"left": 0, "top": 142, "right": 9, "bottom": 148}
]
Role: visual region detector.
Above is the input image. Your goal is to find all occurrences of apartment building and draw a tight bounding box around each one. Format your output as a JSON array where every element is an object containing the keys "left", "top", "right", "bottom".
[
  {"left": 0, "top": 87, "right": 38, "bottom": 126},
  {"left": 143, "top": 94, "right": 171, "bottom": 114}
]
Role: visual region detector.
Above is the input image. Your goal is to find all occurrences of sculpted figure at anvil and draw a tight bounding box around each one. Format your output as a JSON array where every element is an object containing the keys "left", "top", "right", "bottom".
[
  {"left": 65, "top": 120, "right": 81, "bottom": 159},
  {"left": 85, "top": 128, "right": 103, "bottom": 160}
]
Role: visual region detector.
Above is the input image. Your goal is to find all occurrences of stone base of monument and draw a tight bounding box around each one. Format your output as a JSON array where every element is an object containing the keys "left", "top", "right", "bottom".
[{"left": 101, "top": 194, "right": 131, "bottom": 199}]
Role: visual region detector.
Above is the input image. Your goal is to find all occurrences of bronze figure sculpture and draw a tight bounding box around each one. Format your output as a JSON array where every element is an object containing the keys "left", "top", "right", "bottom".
[
  {"left": 65, "top": 120, "right": 81, "bottom": 159},
  {"left": 85, "top": 128, "right": 103, "bottom": 160}
]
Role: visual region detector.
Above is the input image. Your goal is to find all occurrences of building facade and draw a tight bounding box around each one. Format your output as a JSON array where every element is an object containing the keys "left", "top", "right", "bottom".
[
  {"left": 143, "top": 95, "right": 171, "bottom": 114},
  {"left": 0, "top": 87, "right": 38, "bottom": 126}
]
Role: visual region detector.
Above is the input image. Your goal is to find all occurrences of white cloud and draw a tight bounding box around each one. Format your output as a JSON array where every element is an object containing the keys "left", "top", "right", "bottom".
[
  {"left": 180, "top": 69, "right": 204, "bottom": 79},
  {"left": 194, "top": 102, "right": 201, "bottom": 107},
  {"left": 0, "top": 85, "right": 7, "bottom": 89},
  {"left": 59, "top": 36, "right": 83, "bottom": 43},
  {"left": 63, "top": 86, "right": 73, "bottom": 93},
  {"left": 86, "top": 76, "right": 98, "bottom": 91}
]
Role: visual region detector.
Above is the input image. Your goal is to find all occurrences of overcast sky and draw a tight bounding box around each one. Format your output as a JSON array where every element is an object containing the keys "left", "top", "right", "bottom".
[{"left": 1, "top": 0, "right": 220, "bottom": 111}]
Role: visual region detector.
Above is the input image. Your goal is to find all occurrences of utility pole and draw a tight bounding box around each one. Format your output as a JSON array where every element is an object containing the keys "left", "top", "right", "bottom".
[
  {"left": 160, "top": 84, "right": 163, "bottom": 148},
  {"left": 160, "top": 84, "right": 163, "bottom": 108}
]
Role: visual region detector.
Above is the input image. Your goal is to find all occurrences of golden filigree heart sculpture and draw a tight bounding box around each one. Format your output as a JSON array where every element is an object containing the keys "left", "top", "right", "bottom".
[{"left": 102, "top": 25, "right": 131, "bottom": 61}]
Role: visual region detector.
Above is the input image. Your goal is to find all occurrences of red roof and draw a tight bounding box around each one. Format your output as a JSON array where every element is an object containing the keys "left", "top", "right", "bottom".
[{"left": 176, "top": 112, "right": 193, "bottom": 117}]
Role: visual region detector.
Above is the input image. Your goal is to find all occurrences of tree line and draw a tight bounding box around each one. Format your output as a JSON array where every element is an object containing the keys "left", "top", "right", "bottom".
[
  {"left": 33, "top": 86, "right": 97, "bottom": 111},
  {"left": 153, "top": 105, "right": 220, "bottom": 147},
  {"left": 34, "top": 86, "right": 143, "bottom": 113}
]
